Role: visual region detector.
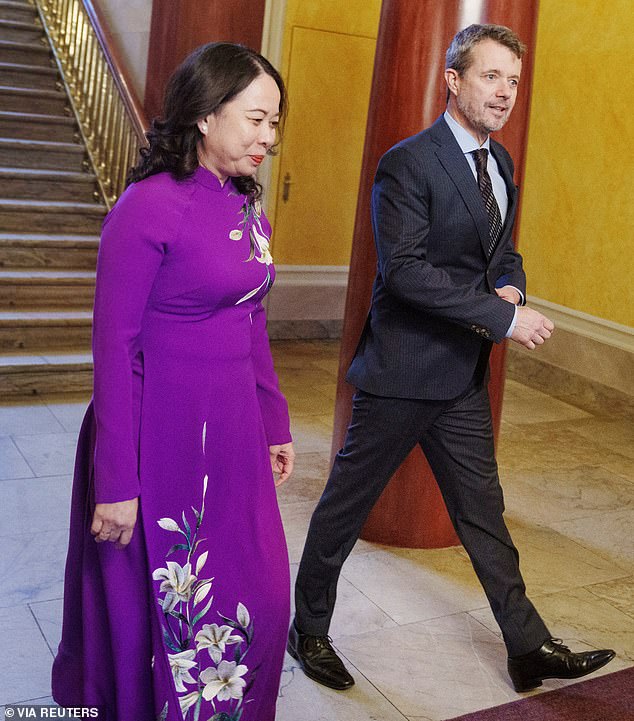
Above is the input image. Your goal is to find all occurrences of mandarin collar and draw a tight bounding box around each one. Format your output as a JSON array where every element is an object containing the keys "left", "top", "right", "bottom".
[{"left": 193, "top": 164, "right": 232, "bottom": 191}]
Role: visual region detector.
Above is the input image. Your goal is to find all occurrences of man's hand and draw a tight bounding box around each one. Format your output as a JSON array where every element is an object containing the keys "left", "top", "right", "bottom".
[
  {"left": 496, "top": 285, "right": 521, "bottom": 305},
  {"left": 270, "top": 442, "right": 295, "bottom": 486},
  {"left": 91, "top": 498, "right": 138, "bottom": 549},
  {"left": 511, "top": 307, "right": 555, "bottom": 350}
]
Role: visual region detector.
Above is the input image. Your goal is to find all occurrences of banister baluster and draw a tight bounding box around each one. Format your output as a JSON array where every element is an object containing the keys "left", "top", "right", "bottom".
[{"left": 35, "top": 0, "right": 149, "bottom": 208}]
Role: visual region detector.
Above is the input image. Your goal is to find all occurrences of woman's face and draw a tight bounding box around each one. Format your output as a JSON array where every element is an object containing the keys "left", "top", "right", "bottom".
[{"left": 197, "top": 72, "right": 281, "bottom": 183}]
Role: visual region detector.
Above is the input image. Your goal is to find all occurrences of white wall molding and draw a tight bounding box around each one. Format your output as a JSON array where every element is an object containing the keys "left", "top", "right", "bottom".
[
  {"left": 267, "top": 265, "right": 349, "bottom": 321},
  {"left": 267, "top": 281, "right": 634, "bottom": 345},
  {"left": 515, "top": 296, "right": 634, "bottom": 398},
  {"left": 527, "top": 295, "right": 634, "bottom": 354},
  {"left": 274, "top": 265, "right": 349, "bottom": 286}
]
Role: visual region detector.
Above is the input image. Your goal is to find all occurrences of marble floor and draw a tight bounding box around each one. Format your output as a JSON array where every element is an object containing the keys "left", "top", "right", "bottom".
[{"left": 0, "top": 339, "right": 632, "bottom": 720}]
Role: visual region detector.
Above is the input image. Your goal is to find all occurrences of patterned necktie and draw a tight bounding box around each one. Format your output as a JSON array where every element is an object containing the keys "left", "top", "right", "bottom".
[{"left": 472, "top": 148, "right": 503, "bottom": 256}]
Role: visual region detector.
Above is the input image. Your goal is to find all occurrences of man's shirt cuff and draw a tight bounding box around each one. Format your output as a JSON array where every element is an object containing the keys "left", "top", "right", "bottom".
[{"left": 506, "top": 304, "right": 518, "bottom": 338}]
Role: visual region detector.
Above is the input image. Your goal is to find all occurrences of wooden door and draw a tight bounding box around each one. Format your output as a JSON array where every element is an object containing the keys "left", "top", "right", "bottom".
[{"left": 271, "top": 26, "right": 377, "bottom": 266}]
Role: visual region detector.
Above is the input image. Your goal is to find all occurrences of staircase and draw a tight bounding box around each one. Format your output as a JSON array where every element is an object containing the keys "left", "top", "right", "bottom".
[{"left": 0, "top": 0, "right": 104, "bottom": 398}]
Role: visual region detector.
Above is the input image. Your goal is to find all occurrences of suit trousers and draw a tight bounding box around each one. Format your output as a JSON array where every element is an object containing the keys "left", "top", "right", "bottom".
[{"left": 294, "top": 379, "right": 551, "bottom": 657}]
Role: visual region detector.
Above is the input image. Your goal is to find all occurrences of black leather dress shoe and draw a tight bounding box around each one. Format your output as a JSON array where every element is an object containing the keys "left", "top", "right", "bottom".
[
  {"left": 287, "top": 621, "right": 355, "bottom": 690},
  {"left": 508, "top": 638, "right": 616, "bottom": 692}
]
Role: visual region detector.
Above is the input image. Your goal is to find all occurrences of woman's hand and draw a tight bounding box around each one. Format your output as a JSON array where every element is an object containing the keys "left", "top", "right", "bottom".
[
  {"left": 91, "top": 498, "right": 139, "bottom": 549},
  {"left": 269, "top": 442, "right": 295, "bottom": 486}
]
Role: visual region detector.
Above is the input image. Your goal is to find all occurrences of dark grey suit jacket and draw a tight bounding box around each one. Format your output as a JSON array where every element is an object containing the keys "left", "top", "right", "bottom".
[{"left": 347, "top": 115, "right": 526, "bottom": 400}]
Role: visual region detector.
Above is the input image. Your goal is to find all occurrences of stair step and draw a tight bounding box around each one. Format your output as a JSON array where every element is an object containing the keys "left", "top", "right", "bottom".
[
  {"left": 0, "top": 310, "right": 92, "bottom": 351},
  {"left": 0, "top": 1, "right": 37, "bottom": 26},
  {"left": 0, "top": 110, "right": 77, "bottom": 141},
  {"left": 0, "top": 1, "right": 37, "bottom": 24},
  {"left": 0, "top": 39, "right": 52, "bottom": 65},
  {"left": 0, "top": 13, "right": 101, "bottom": 394},
  {"left": 0, "top": 269, "right": 95, "bottom": 310},
  {"left": 0, "top": 60, "right": 59, "bottom": 89},
  {"left": 0, "top": 17, "right": 43, "bottom": 44},
  {"left": 0, "top": 352, "right": 93, "bottom": 397},
  {"left": 0, "top": 83, "right": 68, "bottom": 113},
  {"left": 0, "top": 198, "right": 106, "bottom": 233},
  {"left": 0, "top": 166, "right": 99, "bottom": 201},
  {"left": 0, "top": 137, "right": 88, "bottom": 171},
  {"left": 0, "top": 198, "right": 105, "bottom": 233},
  {"left": 0, "top": 232, "right": 99, "bottom": 269}
]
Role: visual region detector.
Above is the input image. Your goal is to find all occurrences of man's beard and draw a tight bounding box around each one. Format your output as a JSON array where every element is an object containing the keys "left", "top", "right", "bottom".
[{"left": 456, "top": 95, "right": 508, "bottom": 135}]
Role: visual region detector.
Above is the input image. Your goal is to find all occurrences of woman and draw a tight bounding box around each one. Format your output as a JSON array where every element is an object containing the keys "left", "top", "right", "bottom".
[{"left": 52, "top": 43, "right": 294, "bottom": 721}]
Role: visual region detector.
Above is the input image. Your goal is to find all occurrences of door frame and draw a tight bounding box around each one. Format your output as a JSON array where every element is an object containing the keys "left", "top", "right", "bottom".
[{"left": 259, "top": 0, "right": 287, "bottom": 217}]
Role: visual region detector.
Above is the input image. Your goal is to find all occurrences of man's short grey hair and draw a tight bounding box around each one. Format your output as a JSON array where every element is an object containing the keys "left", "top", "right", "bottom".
[{"left": 445, "top": 24, "right": 526, "bottom": 75}]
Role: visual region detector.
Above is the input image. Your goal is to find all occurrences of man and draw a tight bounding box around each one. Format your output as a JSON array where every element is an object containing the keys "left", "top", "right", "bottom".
[{"left": 288, "top": 24, "right": 615, "bottom": 693}]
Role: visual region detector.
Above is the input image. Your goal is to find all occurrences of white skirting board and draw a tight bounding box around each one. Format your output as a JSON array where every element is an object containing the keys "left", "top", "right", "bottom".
[
  {"left": 513, "top": 296, "right": 634, "bottom": 397},
  {"left": 526, "top": 295, "right": 634, "bottom": 354},
  {"left": 266, "top": 265, "right": 349, "bottom": 321},
  {"left": 267, "top": 271, "right": 633, "bottom": 350},
  {"left": 265, "top": 269, "right": 634, "bottom": 397}
]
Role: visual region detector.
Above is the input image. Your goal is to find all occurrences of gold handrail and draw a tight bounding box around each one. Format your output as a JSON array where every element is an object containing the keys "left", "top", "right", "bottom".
[{"left": 34, "top": 0, "right": 149, "bottom": 208}]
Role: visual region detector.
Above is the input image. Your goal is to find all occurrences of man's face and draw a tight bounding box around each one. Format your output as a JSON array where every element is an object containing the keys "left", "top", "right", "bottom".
[{"left": 447, "top": 38, "right": 522, "bottom": 141}]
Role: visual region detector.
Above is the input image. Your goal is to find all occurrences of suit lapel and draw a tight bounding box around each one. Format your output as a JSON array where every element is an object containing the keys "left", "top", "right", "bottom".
[{"left": 431, "top": 118, "right": 492, "bottom": 258}]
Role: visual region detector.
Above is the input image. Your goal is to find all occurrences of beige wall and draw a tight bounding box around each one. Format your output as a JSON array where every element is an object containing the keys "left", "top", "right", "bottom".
[
  {"left": 97, "top": 0, "right": 152, "bottom": 103},
  {"left": 518, "top": 0, "right": 634, "bottom": 328}
]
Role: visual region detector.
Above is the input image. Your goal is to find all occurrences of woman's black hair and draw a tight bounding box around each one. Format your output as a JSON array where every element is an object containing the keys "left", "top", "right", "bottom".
[{"left": 127, "top": 42, "right": 287, "bottom": 199}]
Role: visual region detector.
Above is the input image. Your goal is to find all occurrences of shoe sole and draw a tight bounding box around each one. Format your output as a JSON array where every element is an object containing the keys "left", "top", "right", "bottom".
[
  {"left": 511, "top": 652, "right": 616, "bottom": 693},
  {"left": 286, "top": 640, "right": 355, "bottom": 691}
]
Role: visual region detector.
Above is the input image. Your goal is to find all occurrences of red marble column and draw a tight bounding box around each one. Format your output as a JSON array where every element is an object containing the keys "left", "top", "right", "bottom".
[
  {"left": 144, "top": 0, "right": 266, "bottom": 120},
  {"left": 332, "top": 0, "right": 539, "bottom": 548}
]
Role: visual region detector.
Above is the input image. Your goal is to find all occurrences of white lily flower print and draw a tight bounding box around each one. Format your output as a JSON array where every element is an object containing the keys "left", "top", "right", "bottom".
[
  {"left": 155, "top": 459, "right": 256, "bottom": 719},
  {"left": 152, "top": 561, "right": 197, "bottom": 613},
  {"left": 231, "top": 197, "right": 274, "bottom": 306},
  {"left": 200, "top": 660, "right": 248, "bottom": 702},
  {"left": 195, "top": 623, "right": 243, "bottom": 663},
  {"left": 236, "top": 602, "right": 250, "bottom": 628},
  {"left": 157, "top": 517, "right": 181, "bottom": 532},
  {"left": 195, "top": 550, "right": 209, "bottom": 576},
  {"left": 168, "top": 650, "right": 197, "bottom": 693},
  {"left": 249, "top": 219, "right": 273, "bottom": 265},
  {"left": 178, "top": 691, "right": 200, "bottom": 716},
  {"left": 235, "top": 275, "right": 269, "bottom": 305}
]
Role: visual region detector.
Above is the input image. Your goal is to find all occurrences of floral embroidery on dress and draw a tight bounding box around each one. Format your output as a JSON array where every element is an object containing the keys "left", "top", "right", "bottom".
[
  {"left": 153, "top": 424, "right": 257, "bottom": 721},
  {"left": 230, "top": 197, "right": 274, "bottom": 305}
]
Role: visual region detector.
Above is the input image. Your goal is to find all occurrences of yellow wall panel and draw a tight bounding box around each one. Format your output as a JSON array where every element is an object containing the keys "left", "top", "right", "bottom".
[
  {"left": 519, "top": 0, "right": 634, "bottom": 326},
  {"left": 283, "top": 0, "right": 381, "bottom": 41},
  {"left": 268, "top": 0, "right": 381, "bottom": 265},
  {"left": 272, "top": 27, "right": 377, "bottom": 265}
]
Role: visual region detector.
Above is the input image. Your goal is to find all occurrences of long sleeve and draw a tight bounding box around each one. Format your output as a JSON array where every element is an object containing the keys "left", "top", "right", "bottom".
[
  {"left": 372, "top": 146, "right": 515, "bottom": 343},
  {"left": 249, "top": 300, "right": 292, "bottom": 445},
  {"left": 91, "top": 183, "right": 168, "bottom": 503},
  {"left": 492, "top": 147, "right": 527, "bottom": 298},
  {"left": 496, "top": 241, "right": 526, "bottom": 302}
]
